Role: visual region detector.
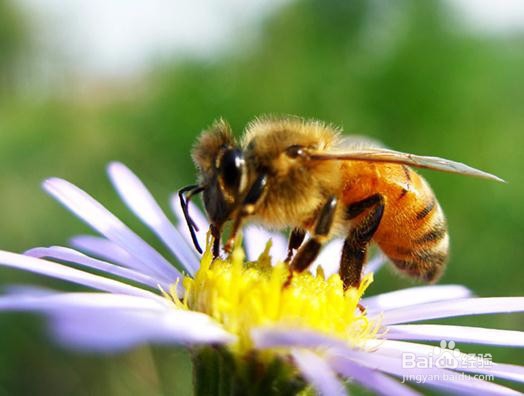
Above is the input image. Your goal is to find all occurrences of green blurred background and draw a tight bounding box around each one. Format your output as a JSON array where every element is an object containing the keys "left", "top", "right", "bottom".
[{"left": 0, "top": 0, "right": 522, "bottom": 394}]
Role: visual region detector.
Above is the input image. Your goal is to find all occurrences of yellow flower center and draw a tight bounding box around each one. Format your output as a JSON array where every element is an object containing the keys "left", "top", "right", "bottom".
[{"left": 166, "top": 236, "right": 379, "bottom": 353}]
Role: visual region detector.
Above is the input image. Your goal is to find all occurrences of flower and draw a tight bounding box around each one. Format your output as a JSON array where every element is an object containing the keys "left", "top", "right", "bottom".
[{"left": 0, "top": 162, "right": 523, "bottom": 395}]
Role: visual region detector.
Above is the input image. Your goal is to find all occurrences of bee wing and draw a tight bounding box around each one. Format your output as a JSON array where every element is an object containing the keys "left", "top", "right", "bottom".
[
  {"left": 309, "top": 147, "right": 505, "bottom": 182},
  {"left": 337, "top": 135, "right": 385, "bottom": 150}
]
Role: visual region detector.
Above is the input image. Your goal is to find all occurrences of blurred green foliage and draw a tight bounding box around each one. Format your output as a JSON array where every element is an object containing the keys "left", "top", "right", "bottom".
[
  {"left": 0, "top": 0, "right": 28, "bottom": 95},
  {"left": 0, "top": 0, "right": 522, "bottom": 394}
]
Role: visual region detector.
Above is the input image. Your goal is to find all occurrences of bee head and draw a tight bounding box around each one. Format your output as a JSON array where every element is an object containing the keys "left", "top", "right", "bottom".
[{"left": 191, "top": 119, "right": 247, "bottom": 226}]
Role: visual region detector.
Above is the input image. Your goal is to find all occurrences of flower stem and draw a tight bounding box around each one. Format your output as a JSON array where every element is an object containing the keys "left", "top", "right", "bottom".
[{"left": 192, "top": 347, "right": 309, "bottom": 396}]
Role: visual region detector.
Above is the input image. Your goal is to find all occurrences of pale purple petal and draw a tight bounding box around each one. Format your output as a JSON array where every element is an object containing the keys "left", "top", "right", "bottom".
[
  {"left": 291, "top": 349, "right": 346, "bottom": 396},
  {"left": 252, "top": 327, "right": 348, "bottom": 350},
  {"left": 0, "top": 250, "right": 165, "bottom": 302},
  {"left": 482, "top": 363, "right": 524, "bottom": 384},
  {"left": 108, "top": 162, "right": 199, "bottom": 275},
  {"left": 52, "top": 305, "right": 235, "bottom": 352},
  {"left": 25, "top": 246, "right": 171, "bottom": 291},
  {"left": 0, "top": 292, "right": 234, "bottom": 352},
  {"left": 328, "top": 349, "right": 520, "bottom": 396},
  {"left": 379, "top": 297, "right": 524, "bottom": 325},
  {"left": 171, "top": 196, "right": 208, "bottom": 255},
  {"left": 253, "top": 327, "right": 523, "bottom": 394},
  {"left": 329, "top": 354, "right": 421, "bottom": 396},
  {"left": 367, "top": 339, "right": 524, "bottom": 385},
  {"left": 386, "top": 324, "right": 524, "bottom": 347},
  {"left": 243, "top": 224, "right": 288, "bottom": 262},
  {"left": 311, "top": 238, "right": 343, "bottom": 276},
  {"left": 363, "top": 285, "right": 473, "bottom": 314},
  {"left": 253, "top": 328, "right": 422, "bottom": 394},
  {"left": 0, "top": 291, "right": 167, "bottom": 312},
  {"left": 51, "top": 309, "right": 233, "bottom": 352},
  {"left": 43, "top": 178, "right": 181, "bottom": 282},
  {"left": 2, "top": 284, "right": 58, "bottom": 297},
  {"left": 70, "top": 235, "right": 148, "bottom": 273}
]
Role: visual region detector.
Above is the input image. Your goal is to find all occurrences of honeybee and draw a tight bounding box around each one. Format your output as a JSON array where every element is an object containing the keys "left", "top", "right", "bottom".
[{"left": 180, "top": 117, "right": 502, "bottom": 289}]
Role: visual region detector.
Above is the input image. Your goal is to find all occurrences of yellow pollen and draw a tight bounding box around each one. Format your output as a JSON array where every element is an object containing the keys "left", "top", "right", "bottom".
[{"left": 166, "top": 235, "right": 379, "bottom": 353}]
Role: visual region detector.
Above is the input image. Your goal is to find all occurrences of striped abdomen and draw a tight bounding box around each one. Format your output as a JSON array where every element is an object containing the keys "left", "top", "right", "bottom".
[
  {"left": 341, "top": 162, "right": 449, "bottom": 282},
  {"left": 374, "top": 166, "right": 449, "bottom": 282}
]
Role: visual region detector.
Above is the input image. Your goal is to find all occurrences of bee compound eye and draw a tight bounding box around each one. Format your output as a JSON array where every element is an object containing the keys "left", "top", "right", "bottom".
[
  {"left": 219, "top": 148, "right": 245, "bottom": 191},
  {"left": 285, "top": 144, "right": 304, "bottom": 159}
]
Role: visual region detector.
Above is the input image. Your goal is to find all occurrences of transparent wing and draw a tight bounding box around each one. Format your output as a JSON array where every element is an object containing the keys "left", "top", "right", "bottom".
[
  {"left": 309, "top": 147, "right": 505, "bottom": 182},
  {"left": 336, "top": 135, "right": 385, "bottom": 151}
]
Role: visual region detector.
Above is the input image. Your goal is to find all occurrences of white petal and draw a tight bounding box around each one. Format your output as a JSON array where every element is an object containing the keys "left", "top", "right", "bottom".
[
  {"left": 364, "top": 252, "right": 387, "bottom": 275},
  {"left": 243, "top": 225, "right": 287, "bottom": 262},
  {"left": 108, "top": 162, "right": 199, "bottom": 275},
  {"left": 0, "top": 250, "right": 165, "bottom": 302},
  {"left": 386, "top": 324, "right": 524, "bottom": 347},
  {"left": 43, "top": 177, "right": 180, "bottom": 282},
  {"left": 26, "top": 246, "right": 170, "bottom": 291},
  {"left": 379, "top": 297, "right": 524, "bottom": 325},
  {"left": 363, "top": 284, "right": 473, "bottom": 314},
  {"left": 307, "top": 240, "right": 385, "bottom": 277},
  {"left": 291, "top": 349, "right": 346, "bottom": 396},
  {"left": 311, "top": 238, "right": 343, "bottom": 276}
]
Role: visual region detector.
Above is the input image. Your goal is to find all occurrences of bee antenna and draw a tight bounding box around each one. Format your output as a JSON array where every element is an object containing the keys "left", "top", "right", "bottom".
[{"left": 178, "top": 184, "right": 204, "bottom": 254}]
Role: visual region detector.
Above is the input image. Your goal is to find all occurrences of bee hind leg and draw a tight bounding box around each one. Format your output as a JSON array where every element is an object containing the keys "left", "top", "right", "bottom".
[
  {"left": 286, "top": 197, "right": 337, "bottom": 286},
  {"left": 340, "top": 194, "right": 385, "bottom": 290},
  {"left": 285, "top": 228, "right": 306, "bottom": 263}
]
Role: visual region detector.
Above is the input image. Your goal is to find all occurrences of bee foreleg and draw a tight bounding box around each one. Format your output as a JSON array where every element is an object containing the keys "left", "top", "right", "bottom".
[
  {"left": 287, "top": 197, "right": 337, "bottom": 285},
  {"left": 340, "top": 194, "right": 384, "bottom": 289},
  {"left": 285, "top": 228, "right": 306, "bottom": 263},
  {"left": 225, "top": 173, "right": 269, "bottom": 253}
]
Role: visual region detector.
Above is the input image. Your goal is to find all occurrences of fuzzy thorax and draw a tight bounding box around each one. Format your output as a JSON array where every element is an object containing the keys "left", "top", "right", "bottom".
[{"left": 166, "top": 235, "right": 379, "bottom": 354}]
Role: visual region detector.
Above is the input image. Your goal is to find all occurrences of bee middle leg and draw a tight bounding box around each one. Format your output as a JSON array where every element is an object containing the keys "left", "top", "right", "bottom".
[
  {"left": 340, "top": 194, "right": 385, "bottom": 289},
  {"left": 210, "top": 223, "right": 222, "bottom": 258},
  {"left": 287, "top": 196, "right": 337, "bottom": 284}
]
